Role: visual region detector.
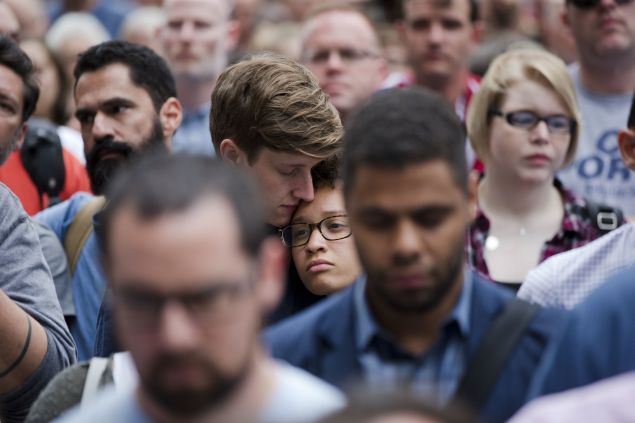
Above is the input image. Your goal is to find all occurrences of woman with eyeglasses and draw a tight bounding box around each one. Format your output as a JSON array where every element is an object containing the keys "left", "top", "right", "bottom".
[
  {"left": 280, "top": 181, "right": 362, "bottom": 296},
  {"left": 465, "top": 48, "right": 622, "bottom": 290}
]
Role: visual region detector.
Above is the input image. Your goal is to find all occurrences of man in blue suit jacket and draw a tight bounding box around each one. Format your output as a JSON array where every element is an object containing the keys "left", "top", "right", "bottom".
[{"left": 265, "top": 88, "right": 566, "bottom": 423}]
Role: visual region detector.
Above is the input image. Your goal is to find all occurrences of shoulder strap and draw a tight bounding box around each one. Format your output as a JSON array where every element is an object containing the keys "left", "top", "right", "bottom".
[
  {"left": 64, "top": 196, "right": 106, "bottom": 276},
  {"left": 448, "top": 298, "right": 539, "bottom": 414},
  {"left": 20, "top": 120, "right": 66, "bottom": 208},
  {"left": 584, "top": 200, "right": 624, "bottom": 235},
  {"left": 81, "top": 357, "right": 110, "bottom": 408}
]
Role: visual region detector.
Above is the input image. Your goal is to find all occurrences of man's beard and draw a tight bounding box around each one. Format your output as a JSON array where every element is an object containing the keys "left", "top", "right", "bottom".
[
  {"left": 142, "top": 352, "right": 251, "bottom": 418},
  {"left": 0, "top": 129, "right": 21, "bottom": 166},
  {"left": 363, "top": 233, "right": 465, "bottom": 315},
  {"left": 86, "top": 119, "right": 166, "bottom": 195}
]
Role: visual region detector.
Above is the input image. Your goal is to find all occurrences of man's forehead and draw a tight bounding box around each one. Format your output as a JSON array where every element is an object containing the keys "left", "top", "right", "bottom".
[
  {"left": 404, "top": 0, "right": 472, "bottom": 17},
  {"left": 164, "top": 0, "right": 230, "bottom": 17},
  {"left": 303, "top": 10, "right": 379, "bottom": 47},
  {"left": 75, "top": 63, "right": 151, "bottom": 106}
]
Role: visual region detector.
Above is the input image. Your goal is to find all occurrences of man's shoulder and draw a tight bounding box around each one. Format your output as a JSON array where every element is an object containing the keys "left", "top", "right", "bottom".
[
  {"left": 35, "top": 192, "right": 96, "bottom": 234},
  {"left": 262, "top": 360, "right": 345, "bottom": 423},
  {"left": 55, "top": 386, "right": 145, "bottom": 423}
]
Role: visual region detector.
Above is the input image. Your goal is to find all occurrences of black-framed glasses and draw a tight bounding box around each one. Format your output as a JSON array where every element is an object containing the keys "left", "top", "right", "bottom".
[
  {"left": 303, "top": 48, "right": 379, "bottom": 65},
  {"left": 112, "top": 278, "right": 255, "bottom": 330},
  {"left": 490, "top": 110, "right": 576, "bottom": 135},
  {"left": 279, "top": 215, "right": 352, "bottom": 247},
  {"left": 567, "top": 0, "right": 632, "bottom": 9}
]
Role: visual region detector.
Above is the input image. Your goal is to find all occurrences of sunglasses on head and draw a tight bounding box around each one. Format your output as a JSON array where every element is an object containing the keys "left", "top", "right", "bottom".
[{"left": 568, "top": 0, "right": 633, "bottom": 9}]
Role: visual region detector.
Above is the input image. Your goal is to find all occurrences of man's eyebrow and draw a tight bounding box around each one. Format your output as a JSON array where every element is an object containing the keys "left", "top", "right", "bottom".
[
  {"left": 101, "top": 97, "right": 136, "bottom": 108},
  {"left": 0, "top": 92, "right": 19, "bottom": 106}
]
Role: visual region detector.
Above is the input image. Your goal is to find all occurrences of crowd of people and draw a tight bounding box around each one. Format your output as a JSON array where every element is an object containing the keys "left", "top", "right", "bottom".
[{"left": 0, "top": 0, "right": 633, "bottom": 422}]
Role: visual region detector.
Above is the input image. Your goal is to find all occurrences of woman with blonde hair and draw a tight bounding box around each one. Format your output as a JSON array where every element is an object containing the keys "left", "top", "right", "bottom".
[{"left": 466, "top": 48, "right": 622, "bottom": 290}]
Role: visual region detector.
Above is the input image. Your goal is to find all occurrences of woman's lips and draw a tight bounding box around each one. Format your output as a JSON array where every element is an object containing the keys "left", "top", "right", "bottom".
[{"left": 306, "top": 259, "right": 334, "bottom": 273}]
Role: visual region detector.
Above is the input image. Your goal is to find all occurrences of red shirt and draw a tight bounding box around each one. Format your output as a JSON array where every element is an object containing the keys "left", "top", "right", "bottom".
[{"left": 0, "top": 149, "right": 91, "bottom": 215}]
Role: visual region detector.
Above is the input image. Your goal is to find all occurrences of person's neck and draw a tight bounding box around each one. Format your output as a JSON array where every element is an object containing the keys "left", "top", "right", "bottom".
[
  {"left": 176, "top": 76, "right": 217, "bottom": 112},
  {"left": 138, "top": 349, "right": 276, "bottom": 423},
  {"left": 416, "top": 68, "right": 468, "bottom": 106},
  {"left": 478, "top": 171, "right": 558, "bottom": 220},
  {"left": 578, "top": 54, "right": 635, "bottom": 95},
  {"left": 366, "top": 270, "right": 464, "bottom": 356}
]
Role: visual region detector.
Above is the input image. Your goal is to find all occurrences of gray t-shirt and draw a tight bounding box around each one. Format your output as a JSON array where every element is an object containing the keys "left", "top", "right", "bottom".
[
  {"left": 557, "top": 65, "right": 634, "bottom": 215},
  {"left": 0, "top": 183, "right": 76, "bottom": 423},
  {"left": 55, "top": 360, "right": 345, "bottom": 423}
]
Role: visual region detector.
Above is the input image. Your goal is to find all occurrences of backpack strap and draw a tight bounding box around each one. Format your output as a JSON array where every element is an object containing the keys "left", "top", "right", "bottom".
[
  {"left": 81, "top": 357, "right": 110, "bottom": 408},
  {"left": 448, "top": 298, "right": 540, "bottom": 413},
  {"left": 584, "top": 200, "right": 624, "bottom": 235},
  {"left": 20, "top": 119, "right": 66, "bottom": 209},
  {"left": 64, "top": 196, "right": 106, "bottom": 276}
]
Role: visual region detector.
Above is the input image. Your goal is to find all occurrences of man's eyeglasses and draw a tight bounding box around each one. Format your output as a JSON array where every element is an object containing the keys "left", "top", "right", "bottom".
[
  {"left": 489, "top": 110, "right": 576, "bottom": 135},
  {"left": 304, "top": 48, "right": 379, "bottom": 65},
  {"left": 279, "top": 215, "right": 352, "bottom": 247},
  {"left": 567, "top": 0, "right": 632, "bottom": 9},
  {"left": 113, "top": 279, "right": 254, "bottom": 330}
]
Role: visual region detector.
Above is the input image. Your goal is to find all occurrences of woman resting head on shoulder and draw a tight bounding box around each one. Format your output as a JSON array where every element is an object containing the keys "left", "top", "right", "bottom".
[
  {"left": 280, "top": 176, "right": 362, "bottom": 296},
  {"left": 466, "top": 48, "right": 619, "bottom": 289}
]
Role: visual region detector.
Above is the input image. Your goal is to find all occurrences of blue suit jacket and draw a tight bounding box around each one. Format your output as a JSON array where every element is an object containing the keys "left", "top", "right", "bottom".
[
  {"left": 530, "top": 266, "right": 635, "bottom": 397},
  {"left": 265, "top": 272, "right": 565, "bottom": 423}
]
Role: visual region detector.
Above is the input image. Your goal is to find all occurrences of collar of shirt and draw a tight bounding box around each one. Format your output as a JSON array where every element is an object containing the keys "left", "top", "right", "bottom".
[{"left": 353, "top": 269, "right": 473, "bottom": 357}]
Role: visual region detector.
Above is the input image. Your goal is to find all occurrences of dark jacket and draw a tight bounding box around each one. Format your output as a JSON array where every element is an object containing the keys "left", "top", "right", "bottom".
[{"left": 265, "top": 272, "right": 566, "bottom": 423}]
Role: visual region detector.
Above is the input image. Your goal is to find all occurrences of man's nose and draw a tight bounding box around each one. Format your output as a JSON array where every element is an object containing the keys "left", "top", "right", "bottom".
[
  {"left": 392, "top": 219, "right": 422, "bottom": 262},
  {"left": 91, "top": 112, "right": 115, "bottom": 141},
  {"left": 179, "top": 21, "right": 196, "bottom": 43},
  {"left": 325, "top": 50, "right": 345, "bottom": 71},
  {"left": 428, "top": 22, "right": 445, "bottom": 44},
  {"left": 156, "top": 301, "right": 199, "bottom": 352},
  {"left": 293, "top": 172, "right": 315, "bottom": 202}
]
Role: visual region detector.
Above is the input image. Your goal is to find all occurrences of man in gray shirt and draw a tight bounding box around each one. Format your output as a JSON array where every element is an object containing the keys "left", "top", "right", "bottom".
[{"left": 0, "top": 35, "right": 76, "bottom": 422}]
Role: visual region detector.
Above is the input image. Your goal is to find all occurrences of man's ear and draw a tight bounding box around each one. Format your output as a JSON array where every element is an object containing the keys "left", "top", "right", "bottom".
[
  {"left": 219, "top": 138, "right": 248, "bottom": 166},
  {"left": 225, "top": 20, "right": 241, "bottom": 52},
  {"left": 561, "top": 6, "right": 571, "bottom": 29},
  {"left": 618, "top": 129, "right": 635, "bottom": 171},
  {"left": 159, "top": 97, "right": 183, "bottom": 151},
  {"left": 467, "top": 170, "right": 479, "bottom": 223},
  {"left": 470, "top": 20, "right": 484, "bottom": 47},
  {"left": 256, "top": 236, "right": 287, "bottom": 314},
  {"left": 14, "top": 123, "right": 27, "bottom": 150}
]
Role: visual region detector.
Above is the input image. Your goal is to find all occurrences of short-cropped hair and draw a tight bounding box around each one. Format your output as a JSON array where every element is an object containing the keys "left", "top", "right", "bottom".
[
  {"left": 98, "top": 153, "right": 267, "bottom": 259},
  {"left": 466, "top": 48, "right": 581, "bottom": 168},
  {"left": 210, "top": 53, "right": 343, "bottom": 163},
  {"left": 0, "top": 36, "right": 39, "bottom": 122},
  {"left": 74, "top": 41, "right": 177, "bottom": 113},
  {"left": 343, "top": 87, "right": 467, "bottom": 194}
]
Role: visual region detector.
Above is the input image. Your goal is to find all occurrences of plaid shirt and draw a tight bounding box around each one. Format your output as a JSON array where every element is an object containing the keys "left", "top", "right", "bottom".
[{"left": 467, "top": 181, "right": 612, "bottom": 281}]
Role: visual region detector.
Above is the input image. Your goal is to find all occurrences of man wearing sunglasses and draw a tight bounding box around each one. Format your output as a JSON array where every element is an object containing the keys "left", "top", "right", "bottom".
[{"left": 557, "top": 0, "right": 635, "bottom": 217}]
